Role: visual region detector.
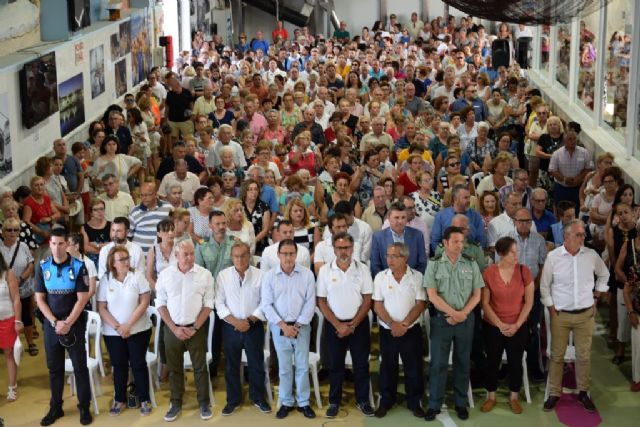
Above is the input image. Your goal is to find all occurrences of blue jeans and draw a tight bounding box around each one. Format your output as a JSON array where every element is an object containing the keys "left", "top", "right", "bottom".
[
  {"left": 271, "top": 323, "right": 311, "bottom": 407},
  {"left": 428, "top": 311, "right": 474, "bottom": 409}
]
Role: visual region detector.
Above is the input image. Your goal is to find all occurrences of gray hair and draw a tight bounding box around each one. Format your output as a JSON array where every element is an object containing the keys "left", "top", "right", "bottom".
[
  {"left": 388, "top": 242, "right": 410, "bottom": 258},
  {"left": 247, "top": 164, "right": 265, "bottom": 178},
  {"left": 331, "top": 231, "right": 354, "bottom": 247},
  {"left": 175, "top": 239, "right": 195, "bottom": 253},
  {"left": 478, "top": 121, "right": 491, "bottom": 131},
  {"left": 101, "top": 173, "right": 117, "bottom": 182},
  {"left": 219, "top": 146, "right": 234, "bottom": 157},
  {"left": 562, "top": 219, "right": 585, "bottom": 237},
  {"left": 513, "top": 168, "right": 528, "bottom": 179},
  {"left": 231, "top": 240, "right": 251, "bottom": 255},
  {"left": 532, "top": 187, "right": 547, "bottom": 199},
  {"left": 166, "top": 183, "right": 183, "bottom": 194},
  {"left": 451, "top": 213, "right": 469, "bottom": 226},
  {"left": 175, "top": 158, "right": 188, "bottom": 168},
  {"left": 452, "top": 184, "right": 469, "bottom": 201},
  {"left": 218, "top": 124, "right": 233, "bottom": 132}
]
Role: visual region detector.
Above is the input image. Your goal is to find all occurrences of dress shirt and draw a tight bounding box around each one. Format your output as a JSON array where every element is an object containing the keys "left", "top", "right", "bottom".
[
  {"left": 215, "top": 266, "right": 264, "bottom": 321},
  {"left": 260, "top": 242, "right": 311, "bottom": 272},
  {"left": 98, "top": 241, "right": 146, "bottom": 279},
  {"left": 195, "top": 234, "right": 235, "bottom": 278},
  {"left": 155, "top": 263, "right": 215, "bottom": 325},
  {"left": 382, "top": 216, "right": 430, "bottom": 258},
  {"left": 321, "top": 218, "right": 372, "bottom": 263},
  {"left": 540, "top": 245, "right": 609, "bottom": 310},
  {"left": 431, "top": 207, "right": 486, "bottom": 251},
  {"left": 158, "top": 171, "right": 202, "bottom": 204},
  {"left": 260, "top": 264, "right": 316, "bottom": 325},
  {"left": 507, "top": 231, "right": 547, "bottom": 278},
  {"left": 316, "top": 260, "right": 373, "bottom": 320},
  {"left": 99, "top": 191, "right": 135, "bottom": 222},
  {"left": 373, "top": 267, "right": 426, "bottom": 329},
  {"left": 488, "top": 212, "right": 538, "bottom": 247},
  {"left": 549, "top": 146, "right": 594, "bottom": 181}
]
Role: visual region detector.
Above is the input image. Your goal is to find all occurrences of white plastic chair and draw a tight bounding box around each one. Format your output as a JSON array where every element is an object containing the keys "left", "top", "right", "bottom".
[
  {"left": 183, "top": 311, "right": 215, "bottom": 406},
  {"left": 66, "top": 310, "right": 102, "bottom": 415},
  {"left": 145, "top": 305, "right": 161, "bottom": 407},
  {"left": 543, "top": 306, "right": 576, "bottom": 400},
  {"left": 240, "top": 323, "right": 273, "bottom": 404},
  {"left": 87, "top": 306, "right": 106, "bottom": 377},
  {"left": 424, "top": 309, "right": 474, "bottom": 408},
  {"left": 344, "top": 310, "right": 375, "bottom": 408}
]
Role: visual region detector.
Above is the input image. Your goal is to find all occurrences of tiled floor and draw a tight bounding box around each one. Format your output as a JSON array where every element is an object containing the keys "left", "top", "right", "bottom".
[{"left": 0, "top": 312, "right": 637, "bottom": 427}]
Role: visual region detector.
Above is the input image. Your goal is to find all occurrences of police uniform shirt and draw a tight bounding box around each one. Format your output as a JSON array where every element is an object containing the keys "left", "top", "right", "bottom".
[
  {"left": 373, "top": 267, "right": 426, "bottom": 329},
  {"left": 35, "top": 255, "right": 89, "bottom": 320},
  {"left": 316, "top": 259, "right": 373, "bottom": 320},
  {"left": 423, "top": 253, "right": 484, "bottom": 310}
]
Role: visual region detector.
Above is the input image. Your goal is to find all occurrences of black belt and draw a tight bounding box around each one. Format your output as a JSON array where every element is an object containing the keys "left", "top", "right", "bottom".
[
  {"left": 337, "top": 318, "right": 354, "bottom": 322},
  {"left": 560, "top": 307, "right": 592, "bottom": 314},
  {"left": 175, "top": 323, "right": 195, "bottom": 327}
]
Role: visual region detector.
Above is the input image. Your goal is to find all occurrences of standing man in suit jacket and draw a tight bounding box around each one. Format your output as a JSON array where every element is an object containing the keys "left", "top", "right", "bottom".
[{"left": 370, "top": 202, "right": 427, "bottom": 278}]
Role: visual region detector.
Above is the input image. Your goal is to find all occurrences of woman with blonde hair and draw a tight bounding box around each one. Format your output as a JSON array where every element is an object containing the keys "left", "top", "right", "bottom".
[
  {"left": 280, "top": 198, "right": 320, "bottom": 253},
  {"left": 170, "top": 208, "right": 192, "bottom": 245},
  {"left": 224, "top": 198, "right": 256, "bottom": 255},
  {"left": 288, "top": 130, "right": 319, "bottom": 177},
  {"left": 476, "top": 153, "right": 514, "bottom": 197}
]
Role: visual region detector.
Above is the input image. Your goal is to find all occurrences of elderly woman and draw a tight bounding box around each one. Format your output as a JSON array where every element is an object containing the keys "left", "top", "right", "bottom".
[
  {"left": 98, "top": 246, "right": 153, "bottom": 416},
  {"left": 209, "top": 96, "right": 235, "bottom": 128},
  {"left": 288, "top": 131, "right": 318, "bottom": 177},
  {"left": 535, "top": 115, "right": 564, "bottom": 175},
  {"left": 90, "top": 135, "right": 142, "bottom": 193},
  {"left": 465, "top": 121, "right": 496, "bottom": 175},
  {"left": 0, "top": 251, "right": 21, "bottom": 401},
  {"left": 22, "top": 176, "right": 61, "bottom": 247},
  {"left": 261, "top": 109, "right": 287, "bottom": 147},
  {"left": 254, "top": 140, "right": 282, "bottom": 182},
  {"left": 411, "top": 170, "right": 441, "bottom": 229},
  {"left": 1, "top": 198, "right": 38, "bottom": 251},
  {"left": 580, "top": 152, "right": 615, "bottom": 218},
  {"left": 351, "top": 149, "right": 385, "bottom": 208},
  {"left": 214, "top": 146, "right": 245, "bottom": 182},
  {"left": 188, "top": 187, "right": 216, "bottom": 244},
  {"left": 225, "top": 198, "right": 257, "bottom": 255},
  {"left": 170, "top": 208, "right": 192, "bottom": 246},
  {"left": 241, "top": 179, "right": 270, "bottom": 255},
  {"left": 480, "top": 236, "right": 534, "bottom": 414},
  {"left": 280, "top": 93, "right": 303, "bottom": 129},
  {"left": 0, "top": 218, "right": 36, "bottom": 357},
  {"left": 457, "top": 106, "right": 479, "bottom": 151},
  {"left": 476, "top": 153, "right": 514, "bottom": 197}
]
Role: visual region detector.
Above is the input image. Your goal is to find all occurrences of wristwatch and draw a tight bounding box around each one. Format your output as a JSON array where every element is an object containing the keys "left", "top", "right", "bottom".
[
  {"left": 51, "top": 319, "right": 58, "bottom": 328},
  {"left": 191, "top": 324, "right": 199, "bottom": 332}
]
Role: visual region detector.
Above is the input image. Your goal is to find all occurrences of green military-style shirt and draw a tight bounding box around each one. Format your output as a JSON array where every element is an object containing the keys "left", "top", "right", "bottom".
[
  {"left": 423, "top": 252, "right": 484, "bottom": 311},
  {"left": 433, "top": 241, "right": 488, "bottom": 272},
  {"left": 195, "top": 234, "right": 235, "bottom": 278}
]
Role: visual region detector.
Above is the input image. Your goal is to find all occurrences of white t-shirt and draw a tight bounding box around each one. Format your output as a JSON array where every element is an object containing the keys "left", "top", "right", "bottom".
[
  {"left": 97, "top": 271, "right": 152, "bottom": 336},
  {"left": 372, "top": 267, "right": 426, "bottom": 329},
  {"left": 316, "top": 260, "right": 373, "bottom": 320}
]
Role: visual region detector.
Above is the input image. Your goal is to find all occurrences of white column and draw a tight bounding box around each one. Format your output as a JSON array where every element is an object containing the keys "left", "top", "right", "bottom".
[
  {"left": 163, "top": 0, "right": 180, "bottom": 64},
  {"left": 593, "top": 4, "right": 606, "bottom": 125},
  {"left": 179, "top": 0, "right": 192, "bottom": 53},
  {"left": 624, "top": 0, "right": 640, "bottom": 157},
  {"left": 568, "top": 17, "right": 580, "bottom": 102}
]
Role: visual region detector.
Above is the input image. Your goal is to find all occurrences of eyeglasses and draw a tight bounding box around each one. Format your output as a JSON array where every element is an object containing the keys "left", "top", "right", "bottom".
[
  {"left": 515, "top": 219, "right": 532, "bottom": 223},
  {"left": 3, "top": 228, "right": 19, "bottom": 232},
  {"left": 447, "top": 162, "right": 461, "bottom": 167}
]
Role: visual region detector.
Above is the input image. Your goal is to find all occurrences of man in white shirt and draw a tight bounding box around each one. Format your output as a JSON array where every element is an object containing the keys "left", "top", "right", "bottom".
[
  {"left": 260, "top": 221, "right": 311, "bottom": 272},
  {"left": 487, "top": 191, "right": 536, "bottom": 252},
  {"left": 215, "top": 242, "right": 271, "bottom": 416},
  {"left": 98, "top": 174, "right": 135, "bottom": 222},
  {"left": 158, "top": 159, "right": 201, "bottom": 205},
  {"left": 206, "top": 124, "right": 247, "bottom": 170},
  {"left": 156, "top": 239, "right": 215, "bottom": 421},
  {"left": 540, "top": 219, "right": 609, "bottom": 413},
  {"left": 316, "top": 86, "right": 336, "bottom": 118},
  {"left": 322, "top": 201, "right": 372, "bottom": 265},
  {"left": 314, "top": 213, "right": 348, "bottom": 275},
  {"left": 317, "top": 233, "right": 374, "bottom": 418},
  {"left": 373, "top": 242, "right": 426, "bottom": 418},
  {"left": 98, "top": 217, "right": 145, "bottom": 279}
]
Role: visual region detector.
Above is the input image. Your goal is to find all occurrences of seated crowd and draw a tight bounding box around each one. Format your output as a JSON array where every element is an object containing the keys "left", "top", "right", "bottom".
[{"left": 0, "top": 12, "right": 639, "bottom": 427}]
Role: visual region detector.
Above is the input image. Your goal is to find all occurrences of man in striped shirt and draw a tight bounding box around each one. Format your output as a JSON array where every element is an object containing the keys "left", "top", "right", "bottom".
[{"left": 128, "top": 182, "right": 172, "bottom": 253}]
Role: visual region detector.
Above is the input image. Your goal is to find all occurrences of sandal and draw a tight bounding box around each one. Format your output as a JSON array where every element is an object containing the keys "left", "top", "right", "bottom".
[
  {"left": 32, "top": 328, "right": 39, "bottom": 339},
  {"left": 6, "top": 385, "right": 17, "bottom": 402},
  {"left": 28, "top": 344, "right": 39, "bottom": 356}
]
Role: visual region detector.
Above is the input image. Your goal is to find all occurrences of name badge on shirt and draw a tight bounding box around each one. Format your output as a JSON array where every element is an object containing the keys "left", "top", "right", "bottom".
[{"left": 44, "top": 270, "right": 51, "bottom": 281}]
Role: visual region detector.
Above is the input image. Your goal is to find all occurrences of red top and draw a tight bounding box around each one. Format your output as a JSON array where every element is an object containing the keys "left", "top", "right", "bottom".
[
  {"left": 397, "top": 172, "right": 419, "bottom": 195},
  {"left": 288, "top": 151, "right": 316, "bottom": 177},
  {"left": 24, "top": 194, "right": 54, "bottom": 225},
  {"left": 482, "top": 263, "right": 532, "bottom": 325},
  {"left": 272, "top": 28, "right": 289, "bottom": 41}
]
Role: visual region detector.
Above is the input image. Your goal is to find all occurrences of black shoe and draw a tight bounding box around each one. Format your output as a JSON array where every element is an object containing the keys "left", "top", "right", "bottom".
[
  {"left": 374, "top": 405, "right": 391, "bottom": 418},
  {"left": 356, "top": 402, "right": 374, "bottom": 417},
  {"left": 577, "top": 391, "right": 597, "bottom": 413},
  {"left": 276, "top": 405, "right": 294, "bottom": 419},
  {"left": 424, "top": 408, "right": 440, "bottom": 421},
  {"left": 543, "top": 396, "right": 560, "bottom": 412},
  {"left": 221, "top": 404, "right": 238, "bottom": 416},
  {"left": 253, "top": 400, "right": 272, "bottom": 413},
  {"left": 411, "top": 407, "right": 426, "bottom": 418},
  {"left": 40, "top": 407, "right": 64, "bottom": 426},
  {"left": 127, "top": 391, "right": 139, "bottom": 409},
  {"left": 298, "top": 405, "right": 316, "bottom": 419},
  {"left": 325, "top": 404, "right": 339, "bottom": 418},
  {"left": 455, "top": 406, "right": 469, "bottom": 420},
  {"left": 317, "top": 369, "right": 329, "bottom": 381},
  {"left": 78, "top": 405, "right": 92, "bottom": 426},
  {"left": 612, "top": 355, "right": 625, "bottom": 365}
]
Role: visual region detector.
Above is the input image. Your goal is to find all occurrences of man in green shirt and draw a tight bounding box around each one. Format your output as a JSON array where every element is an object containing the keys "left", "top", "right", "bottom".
[
  {"left": 195, "top": 210, "right": 235, "bottom": 377},
  {"left": 333, "top": 21, "right": 350, "bottom": 44},
  {"left": 424, "top": 226, "right": 484, "bottom": 422}
]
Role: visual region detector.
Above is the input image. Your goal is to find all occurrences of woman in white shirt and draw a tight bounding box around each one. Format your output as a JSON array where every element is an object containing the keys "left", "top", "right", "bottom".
[
  {"left": 224, "top": 198, "right": 257, "bottom": 255},
  {"left": 97, "top": 246, "right": 152, "bottom": 416}
]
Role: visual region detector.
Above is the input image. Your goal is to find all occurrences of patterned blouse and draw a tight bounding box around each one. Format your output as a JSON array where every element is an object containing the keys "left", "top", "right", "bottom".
[{"left": 244, "top": 199, "right": 269, "bottom": 255}]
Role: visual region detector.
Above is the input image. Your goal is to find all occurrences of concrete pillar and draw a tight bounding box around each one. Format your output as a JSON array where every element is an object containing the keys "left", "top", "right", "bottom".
[{"left": 179, "top": 0, "right": 191, "bottom": 53}]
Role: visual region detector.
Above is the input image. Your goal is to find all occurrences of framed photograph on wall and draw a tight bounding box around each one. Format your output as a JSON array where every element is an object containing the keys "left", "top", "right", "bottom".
[{"left": 58, "top": 73, "right": 85, "bottom": 137}]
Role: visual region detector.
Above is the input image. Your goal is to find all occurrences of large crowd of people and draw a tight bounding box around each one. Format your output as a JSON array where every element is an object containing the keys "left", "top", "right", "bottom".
[{"left": 0, "top": 11, "right": 639, "bottom": 426}]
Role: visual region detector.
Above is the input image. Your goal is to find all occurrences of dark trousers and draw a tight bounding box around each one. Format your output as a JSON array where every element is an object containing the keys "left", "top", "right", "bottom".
[
  {"left": 470, "top": 305, "right": 487, "bottom": 372},
  {"left": 428, "top": 311, "right": 474, "bottom": 409},
  {"left": 104, "top": 328, "right": 152, "bottom": 402},
  {"left": 553, "top": 182, "right": 580, "bottom": 207},
  {"left": 164, "top": 323, "right": 210, "bottom": 407},
  {"left": 43, "top": 314, "right": 90, "bottom": 409},
  {"left": 222, "top": 321, "right": 266, "bottom": 405},
  {"left": 483, "top": 321, "right": 529, "bottom": 392},
  {"left": 324, "top": 318, "right": 371, "bottom": 405},
  {"left": 209, "top": 309, "right": 223, "bottom": 376},
  {"left": 527, "top": 289, "right": 543, "bottom": 373},
  {"left": 379, "top": 324, "right": 424, "bottom": 410}
]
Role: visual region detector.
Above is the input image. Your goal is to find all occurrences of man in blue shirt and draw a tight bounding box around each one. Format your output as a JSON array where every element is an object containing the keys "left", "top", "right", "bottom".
[
  {"left": 250, "top": 31, "right": 269, "bottom": 55},
  {"left": 450, "top": 84, "right": 488, "bottom": 122},
  {"left": 261, "top": 240, "right": 317, "bottom": 419},
  {"left": 530, "top": 188, "right": 556, "bottom": 241},
  {"left": 431, "top": 185, "right": 486, "bottom": 252}
]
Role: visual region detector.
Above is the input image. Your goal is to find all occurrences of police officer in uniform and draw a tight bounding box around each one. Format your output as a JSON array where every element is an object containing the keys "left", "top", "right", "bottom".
[
  {"left": 424, "top": 226, "right": 484, "bottom": 422},
  {"left": 35, "top": 228, "right": 92, "bottom": 426}
]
